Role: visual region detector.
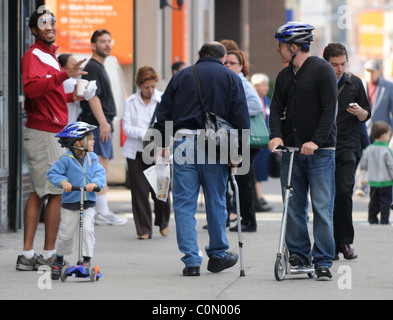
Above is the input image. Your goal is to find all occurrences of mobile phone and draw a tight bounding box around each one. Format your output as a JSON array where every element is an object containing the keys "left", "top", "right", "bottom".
[{"left": 348, "top": 102, "right": 357, "bottom": 109}]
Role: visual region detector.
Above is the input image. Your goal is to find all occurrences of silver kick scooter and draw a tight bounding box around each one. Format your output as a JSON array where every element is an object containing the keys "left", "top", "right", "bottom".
[{"left": 273, "top": 146, "right": 314, "bottom": 281}]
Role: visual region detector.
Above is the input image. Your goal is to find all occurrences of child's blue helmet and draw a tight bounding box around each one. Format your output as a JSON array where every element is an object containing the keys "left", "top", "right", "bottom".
[{"left": 56, "top": 121, "right": 96, "bottom": 149}]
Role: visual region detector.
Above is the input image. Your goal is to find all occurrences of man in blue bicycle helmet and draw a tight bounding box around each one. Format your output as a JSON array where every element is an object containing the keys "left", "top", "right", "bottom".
[
  {"left": 274, "top": 21, "right": 315, "bottom": 65},
  {"left": 269, "top": 22, "right": 338, "bottom": 281}
]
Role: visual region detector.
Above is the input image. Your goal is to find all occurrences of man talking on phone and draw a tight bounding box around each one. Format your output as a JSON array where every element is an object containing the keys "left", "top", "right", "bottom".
[{"left": 323, "top": 43, "right": 370, "bottom": 260}]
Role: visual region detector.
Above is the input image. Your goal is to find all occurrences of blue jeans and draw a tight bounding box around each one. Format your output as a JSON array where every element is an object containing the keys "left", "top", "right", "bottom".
[
  {"left": 172, "top": 136, "right": 229, "bottom": 267},
  {"left": 280, "top": 149, "right": 336, "bottom": 268}
]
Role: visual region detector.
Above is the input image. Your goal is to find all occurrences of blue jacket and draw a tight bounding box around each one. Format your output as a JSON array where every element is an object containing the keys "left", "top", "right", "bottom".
[
  {"left": 47, "top": 151, "right": 106, "bottom": 204},
  {"left": 237, "top": 72, "right": 262, "bottom": 116},
  {"left": 367, "top": 77, "right": 393, "bottom": 131}
]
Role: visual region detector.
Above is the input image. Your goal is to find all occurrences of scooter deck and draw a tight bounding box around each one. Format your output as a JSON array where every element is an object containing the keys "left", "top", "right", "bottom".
[
  {"left": 289, "top": 266, "right": 315, "bottom": 275},
  {"left": 65, "top": 265, "right": 102, "bottom": 279}
]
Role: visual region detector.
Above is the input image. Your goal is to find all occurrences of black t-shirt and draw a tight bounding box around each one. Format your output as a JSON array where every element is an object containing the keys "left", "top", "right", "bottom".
[{"left": 79, "top": 58, "right": 116, "bottom": 128}]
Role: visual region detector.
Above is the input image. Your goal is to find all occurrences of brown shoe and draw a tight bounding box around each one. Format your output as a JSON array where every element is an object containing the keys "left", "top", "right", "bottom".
[
  {"left": 160, "top": 227, "right": 169, "bottom": 237},
  {"left": 338, "top": 244, "right": 358, "bottom": 260}
]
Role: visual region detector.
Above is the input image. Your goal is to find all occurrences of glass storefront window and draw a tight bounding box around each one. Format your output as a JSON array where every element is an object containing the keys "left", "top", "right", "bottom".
[{"left": 0, "top": 0, "right": 9, "bottom": 177}]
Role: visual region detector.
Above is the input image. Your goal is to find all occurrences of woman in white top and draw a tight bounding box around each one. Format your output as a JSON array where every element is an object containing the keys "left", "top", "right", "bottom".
[{"left": 122, "top": 66, "right": 171, "bottom": 239}]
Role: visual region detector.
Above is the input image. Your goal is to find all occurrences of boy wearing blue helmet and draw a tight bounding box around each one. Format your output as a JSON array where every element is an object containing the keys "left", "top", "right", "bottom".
[
  {"left": 269, "top": 22, "right": 338, "bottom": 281},
  {"left": 47, "top": 122, "right": 106, "bottom": 280}
]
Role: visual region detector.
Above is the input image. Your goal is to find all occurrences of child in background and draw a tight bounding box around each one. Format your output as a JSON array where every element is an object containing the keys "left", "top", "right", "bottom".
[
  {"left": 359, "top": 121, "right": 393, "bottom": 224},
  {"left": 47, "top": 122, "right": 106, "bottom": 280}
]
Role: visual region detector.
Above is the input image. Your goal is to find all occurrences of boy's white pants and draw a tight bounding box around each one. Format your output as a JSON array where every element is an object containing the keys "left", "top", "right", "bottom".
[{"left": 56, "top": 207, "right": 96, "bottom": 258}]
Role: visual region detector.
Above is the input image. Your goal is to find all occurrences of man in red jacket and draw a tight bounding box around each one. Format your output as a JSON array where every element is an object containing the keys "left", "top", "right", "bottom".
[{"left": 16, "top": 7, "right": 88, "bottom": 271}]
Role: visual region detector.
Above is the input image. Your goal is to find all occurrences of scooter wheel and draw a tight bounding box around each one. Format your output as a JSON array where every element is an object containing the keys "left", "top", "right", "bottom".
[
  {"left": 94, "top": 266, "right": 101, "bottom": 281},
  {"left": 308, "top": 271, "right": 315, "bottom": 278},
  {"left": 89, "top": 266, "right": 96, "bottom": 282},
  {"left": 60, "top": 265, "right": 68, "bottom": 282},
  {"left": 274, "top": 255, "right": 287, "bottom": 281}
]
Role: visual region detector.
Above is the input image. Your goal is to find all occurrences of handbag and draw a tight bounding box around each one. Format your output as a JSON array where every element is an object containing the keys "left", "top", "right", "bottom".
[
  {"left": 192, "top": 65, "right": 237, "bottom": 155},
  {"left": 142, "top": 102, "right": 160, "bottom": 149},
  {"left": 249, "top": 111, "right": 269, "bottom": 149}
]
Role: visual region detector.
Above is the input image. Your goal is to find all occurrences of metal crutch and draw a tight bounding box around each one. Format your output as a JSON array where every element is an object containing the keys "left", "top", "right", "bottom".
[{"left": 230, "top": 168, "right": 245, "bottom": 277}]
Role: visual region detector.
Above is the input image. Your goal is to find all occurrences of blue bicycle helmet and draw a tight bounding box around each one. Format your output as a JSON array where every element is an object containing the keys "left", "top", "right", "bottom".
[
  {"left": 275, "top": 21, "right": 314, "bottom": 65},
  {"left": 275, "top": 21, "right": 315, "bottom": 46},
  {"left": 56, "top": 121, "right": 97, "bottom": 149}
]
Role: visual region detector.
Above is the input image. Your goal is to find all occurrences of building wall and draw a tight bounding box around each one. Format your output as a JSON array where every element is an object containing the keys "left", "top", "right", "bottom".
[
  {"left": 249, "top": 0, "right": 286, "bottom": 80},
  {"left": 214, "top": 0, "right": 286, "bottom": 81},
  {"left": 215, "top": 0, "right": 241, "bottom": 46}
]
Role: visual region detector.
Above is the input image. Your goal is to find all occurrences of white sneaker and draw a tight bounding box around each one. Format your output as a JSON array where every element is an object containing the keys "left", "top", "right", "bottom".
[
  {"left": 95, "top": 212, "right": 127, "bottom": 226},
  {"left": 354, "top": 189, "right": 365, "bottom": 197}
]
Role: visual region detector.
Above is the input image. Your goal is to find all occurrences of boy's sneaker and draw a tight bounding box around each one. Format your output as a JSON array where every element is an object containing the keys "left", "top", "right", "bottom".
[
  {"left": 83, "top": 262, "right": 91, "bottom": 274},
  {"left": 16, "top": 254, "right": 39, "bottom": 271},
  {"left": 316, "top": 266, "right": 332, "bottom": 281},
  {"left": 51, "top": 259, "right": 68, "bottom": 280},
  {"left": 35, "top": 253, "right": 56, "bottom": 270},
  {"left": 95, "top": 212, "right": 127, "bottom": 226}
]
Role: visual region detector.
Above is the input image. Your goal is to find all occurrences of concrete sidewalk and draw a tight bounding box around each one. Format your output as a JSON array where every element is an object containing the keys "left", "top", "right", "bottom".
[{"left": 1, "top": 178, "right": 392, "bottom": 301}]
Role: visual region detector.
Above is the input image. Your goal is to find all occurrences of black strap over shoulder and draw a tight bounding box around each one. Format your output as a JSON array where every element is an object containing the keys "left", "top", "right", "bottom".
[{"left": 192, "top": 65, "right": 207, "bottom": 113}]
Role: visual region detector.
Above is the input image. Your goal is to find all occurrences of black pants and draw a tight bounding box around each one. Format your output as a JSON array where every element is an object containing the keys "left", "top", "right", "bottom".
[
  {"left": 127, "top": 153, "right": 171, "bottom": 236},
  {"left": 233, "top": 148, "right": 259, "bottom": 227},
  {"left": 334, "top": 150, "right": 359, "bottom": 245},
  {"left": 369, "top": 186, "right": 392, "bottom": 224}
]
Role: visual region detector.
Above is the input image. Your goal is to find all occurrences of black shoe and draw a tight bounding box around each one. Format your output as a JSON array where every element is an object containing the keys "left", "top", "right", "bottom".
[
  {"left": 203, "top": 221, "right": 230, "bottom": 230},
  {"left": 259, "top": 198, "right": 268, "bottom": 206},
  {"left": 183, "top": 266, "right": 200, "bottom": 276},
  {"left": 254, "top": 202, "right": 265, "bottom": 212},
  {"left": 289, "top": 254, "right": 304, "bottom": 267},
  {"left": 207, "top": 252, "right": 238, "bottom": 273},
  {"left": 316, "top": 266, "right": 332, "bottom": 281},
  {"left": 255, "top": 198, "right": 272, "bottom": 212},
  {"left": 51, "top": 259, "right": 66, "bottom": 280},
  {"left": 260, "top": 204, "right": 272, "bottom": 212},
  {"left": 229, "top": 223, "right": 257, "bottom": 232}
]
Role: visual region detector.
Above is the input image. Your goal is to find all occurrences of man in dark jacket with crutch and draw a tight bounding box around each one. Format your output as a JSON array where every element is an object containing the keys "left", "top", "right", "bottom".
[{"left": 154, "top": 42, "right": 249, "bottom": 276}]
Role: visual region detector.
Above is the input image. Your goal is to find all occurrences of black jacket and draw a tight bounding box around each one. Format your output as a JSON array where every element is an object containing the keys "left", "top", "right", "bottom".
[
  {"left": 269, "top": 56, "right": 338, "bottom": 149},
  {"left": 336, "top": 72, "right": 371, "bottom": 156}
]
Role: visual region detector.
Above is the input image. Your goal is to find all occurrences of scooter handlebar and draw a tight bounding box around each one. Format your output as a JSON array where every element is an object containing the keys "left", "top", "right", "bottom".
[
  {"left": 70, "top": 186, "right": 101, "bottom": 192},
  {"left": 274, "top": 145, "right": 300, "bottom": 153}
]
